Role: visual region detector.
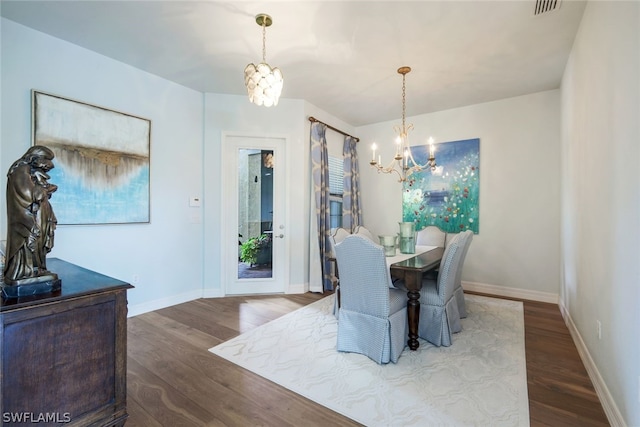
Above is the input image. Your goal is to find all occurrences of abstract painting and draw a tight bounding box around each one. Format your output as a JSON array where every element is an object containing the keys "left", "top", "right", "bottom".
[
  {"left": 402, "top": 138, "right": 479, "bottom": 233},
  {"left": 32, "top": 90, "right": 150, "bottom": 224}
]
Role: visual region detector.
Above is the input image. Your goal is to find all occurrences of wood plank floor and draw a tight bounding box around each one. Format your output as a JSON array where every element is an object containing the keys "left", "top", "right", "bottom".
[{"left": 125, "top": 292, "right": 610, "bottom": 426}]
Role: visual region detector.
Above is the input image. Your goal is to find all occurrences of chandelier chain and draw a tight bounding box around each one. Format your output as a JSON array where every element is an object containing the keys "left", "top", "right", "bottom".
[
  {"left": 369, "top": 65, "right": 437, "bottom": 182},
  {"left": 262, "top": 21, "right": 267, "bottom": 63},
  {"left": 402, "top": 73, "right": 406, "bottom": 133}
]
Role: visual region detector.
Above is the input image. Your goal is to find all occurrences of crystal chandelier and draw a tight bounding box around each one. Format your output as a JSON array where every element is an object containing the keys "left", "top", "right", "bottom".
[
  {"left": 244, "top": 14, "right": 283, "bottom": 107},
  {"left": 370, "top": 66, "right": 437, "bottom": 182}
]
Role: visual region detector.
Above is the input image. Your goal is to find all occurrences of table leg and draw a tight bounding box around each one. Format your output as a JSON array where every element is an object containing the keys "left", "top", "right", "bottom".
[
  {"left": 389, "top": 247, "right": 443, "bottom": 351},
  {"left": 404, "top": 270, "right": 422, "bottom": 350},
  {"left": 407, "top": 289, "right": 420, "bottom": 350}
]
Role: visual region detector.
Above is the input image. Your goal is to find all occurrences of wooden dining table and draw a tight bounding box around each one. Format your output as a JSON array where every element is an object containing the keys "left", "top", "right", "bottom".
[{"left": 388, "top": 246, "right": 445, "bottom": 351}]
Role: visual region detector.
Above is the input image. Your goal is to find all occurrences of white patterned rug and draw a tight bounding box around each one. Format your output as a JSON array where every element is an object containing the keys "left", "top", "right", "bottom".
[{"left": 209, "top": 294, "right": 529, "bottom": 426}]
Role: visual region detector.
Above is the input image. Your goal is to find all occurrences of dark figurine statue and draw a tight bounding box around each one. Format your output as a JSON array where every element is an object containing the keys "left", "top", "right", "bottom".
[{"left": 2, "top": 146, "right": 61, "bottom": 297}]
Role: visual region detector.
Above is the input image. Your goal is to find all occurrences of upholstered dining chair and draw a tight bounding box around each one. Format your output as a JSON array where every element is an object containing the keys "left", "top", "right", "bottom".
[
  {"left": 416, "top": 226, "right": 446, "bottom": 281},
  {"left": 444, "top": 232, "right": 457, "bottom": 247},
  {"left": 334, "top": 235, "right": 408, "bottom": 364},
  {"left": 329, "top": 227, "right": 350, "bottom": 316},
  {"left": 417, "top": 232, "right": 464, "bottom": 347},
  {"left": 353, "top": 225, "right": 376, "bottom": 243},
  {"left": 452, "top": 230, "right": 473, "bottom": 318},
  {"left": 329, "top": 227, "right": 350, "bottom": 285},
  {"left": 416, "top": 225, "right": 446, "bottom": 247}
]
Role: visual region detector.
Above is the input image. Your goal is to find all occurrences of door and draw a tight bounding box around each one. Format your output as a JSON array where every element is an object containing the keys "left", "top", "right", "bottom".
[{"left": 223, "top": 134, "right": 288, "bottom": 294}]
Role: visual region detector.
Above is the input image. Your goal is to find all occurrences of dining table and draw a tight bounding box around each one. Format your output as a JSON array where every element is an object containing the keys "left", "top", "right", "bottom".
[{"left": 387, "top": 245, "right": 445, "bottom": 351}]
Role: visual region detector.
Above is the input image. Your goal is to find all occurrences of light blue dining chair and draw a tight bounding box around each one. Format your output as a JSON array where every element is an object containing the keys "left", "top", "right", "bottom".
[
  {"left": 329, "top": 227, "right": 350, "bottom": 317},
  {"left": 353, "top": 225, "right": 377, "bottom": 243},
  {"left": 416, "top": 225, "right": 446, "bottom": 247},
  {"left": 417, "top": 232, "right": 464, "bottom": 346},
  {"left": 452, "top": 230, "right": 473, "bottom": 318},
  {"left": 334, "top": 235, "right": 408, "bottom": 364},
  {"left": 415, "top": 225, "right": 447, "bottom": 281},
  {"left": 329, "top": 227, "right": 350, "bottom": 285}
]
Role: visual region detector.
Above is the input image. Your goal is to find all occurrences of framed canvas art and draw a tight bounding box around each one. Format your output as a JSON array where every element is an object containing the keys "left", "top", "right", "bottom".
[
  {"left": 402, "top": 138, "right": 480, "bottom": 233},
  {"left": 32, "top": 90, "right": 150, "bottom": 225}
]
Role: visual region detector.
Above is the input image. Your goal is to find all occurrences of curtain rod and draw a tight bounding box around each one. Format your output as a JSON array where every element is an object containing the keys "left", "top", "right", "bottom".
[{"left": 308, "top": 116, "right": 359, "bottom": 142}]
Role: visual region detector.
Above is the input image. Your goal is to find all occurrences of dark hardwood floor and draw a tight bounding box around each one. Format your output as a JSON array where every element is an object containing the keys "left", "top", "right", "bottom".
[{"left": 125, "top": 292, "right": 610, "bottom": 426}]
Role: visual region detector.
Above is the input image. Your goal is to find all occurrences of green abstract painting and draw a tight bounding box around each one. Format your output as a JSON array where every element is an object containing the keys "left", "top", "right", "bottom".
[{"left": 402, "top": 138, "right": 479, "bottom": 233}]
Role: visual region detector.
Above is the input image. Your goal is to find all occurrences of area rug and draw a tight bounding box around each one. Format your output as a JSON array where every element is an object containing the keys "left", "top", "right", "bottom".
[{"left": 209, "top": 294, "right": 529, "bottom": 426}]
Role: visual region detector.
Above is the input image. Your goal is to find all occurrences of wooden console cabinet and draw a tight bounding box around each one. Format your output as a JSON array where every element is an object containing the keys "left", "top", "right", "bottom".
[{"left": 1, "top": 258, "right": 133, "bottom": 426}]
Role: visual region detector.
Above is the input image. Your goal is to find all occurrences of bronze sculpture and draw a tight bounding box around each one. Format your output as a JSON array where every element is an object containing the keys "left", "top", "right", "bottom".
[{"left": 2, "top": 146, "right": 61, "bottom": 298}]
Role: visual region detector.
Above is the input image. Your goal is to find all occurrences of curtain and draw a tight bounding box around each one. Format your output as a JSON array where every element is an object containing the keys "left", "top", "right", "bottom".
[
  {"left": 309, "top": 122, "right": 333, "bottom": 292},
  {"left": 342, "top": 135, "right": 362, "bottom": 232}
]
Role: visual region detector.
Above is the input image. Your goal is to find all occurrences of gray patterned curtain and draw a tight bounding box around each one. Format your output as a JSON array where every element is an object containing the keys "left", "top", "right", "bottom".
[
  {"left": 342, "top": 135, "right": 362, "bottom": 232},
  {"left": 309, "top": 122, "right": 333, "bottom": 291}
]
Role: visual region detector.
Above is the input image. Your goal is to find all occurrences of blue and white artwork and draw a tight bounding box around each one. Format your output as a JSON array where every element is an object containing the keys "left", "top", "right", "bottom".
[
  {"left": 402, "top": 138, "right": 479, "bottom": 233},
  {"left": 33, "top": 91, "right": 150, "bottom": 224}
]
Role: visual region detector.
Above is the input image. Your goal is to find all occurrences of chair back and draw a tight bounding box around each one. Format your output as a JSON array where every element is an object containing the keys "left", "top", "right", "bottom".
[
  {"left": 329, "top": 227, "right": 350, "bottom": 257},
  {"left": 335, "top": 235, "right": 392, "bottom": 317},
  {"left": 444, "top": 232, "right": 458, "bottom": 247},
  {"left": 436, "top": 233, "right": 464, "bottom": 301},
  {"left": 353, "top": 225, "right": 376, "bottom": 243},
  {"left": 454, "top": 231, "right": 473, "bottom": 286},
  {"left": 416, "top": 226, "right": 446, "bottom": 247}
]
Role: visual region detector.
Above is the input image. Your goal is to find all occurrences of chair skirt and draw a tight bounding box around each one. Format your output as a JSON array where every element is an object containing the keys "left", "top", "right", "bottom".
[
  {"left": 418, "top": 297, "right": 461, "bottom": 347},
  {"left": 337, "top": 305, "right": 407, "bottom": 364},
  {"left": 453, "top": 286, "right": 467, "bottom": 318}
]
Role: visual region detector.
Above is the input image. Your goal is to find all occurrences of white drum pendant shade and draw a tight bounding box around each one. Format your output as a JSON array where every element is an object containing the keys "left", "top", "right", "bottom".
[
  {"left": 244, "top": 14, "right": 283, "bottom": 107},
  {"left": 244, "top": 62, "right": 283, "bottom": 107}
]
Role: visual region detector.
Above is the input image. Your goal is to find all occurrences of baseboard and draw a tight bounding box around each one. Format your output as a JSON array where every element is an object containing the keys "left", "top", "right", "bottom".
[
  {"left": 559, "top": 301, "right": 627, "bottom": 427},
  {"left": 128, "top": 289, "right": 202, "bottom": 317},
  {"left": 286, "top": 282, "right": 308, "bottom": 294},
  {"left": 463, "top": 280, "right": 559, "bottom": 304},
  {"left": 202, "top": 288, "right": 225, "bottom": 298}
]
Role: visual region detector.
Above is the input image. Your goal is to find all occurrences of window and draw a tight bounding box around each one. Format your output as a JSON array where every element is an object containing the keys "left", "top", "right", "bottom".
[
  {"left": 329, "top": 199, "right": 342, "bottom": 229},
  {"left": 328, "top": 156, "right": 343, "bottom": 229},
  {"left": 328, "top": 156, "right": 344, "bottom": 196}
]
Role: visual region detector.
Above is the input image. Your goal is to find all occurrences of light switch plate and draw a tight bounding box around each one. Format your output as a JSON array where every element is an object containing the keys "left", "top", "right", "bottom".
[{"left": 189, "top": 196, "right": 201, "bottom": 207}]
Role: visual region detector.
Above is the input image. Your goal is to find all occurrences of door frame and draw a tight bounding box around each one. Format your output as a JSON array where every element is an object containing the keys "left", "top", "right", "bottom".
[{"left": 221, "top": 132, "right": 290, "bottom": 295}]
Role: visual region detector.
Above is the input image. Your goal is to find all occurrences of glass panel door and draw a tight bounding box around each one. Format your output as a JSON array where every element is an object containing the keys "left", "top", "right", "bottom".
[
  {"left": 224, "top": 135, "right": 287, "bottom": 295},
  {"left": 237, "top": 149, "right": 273, "bottom": 279}
]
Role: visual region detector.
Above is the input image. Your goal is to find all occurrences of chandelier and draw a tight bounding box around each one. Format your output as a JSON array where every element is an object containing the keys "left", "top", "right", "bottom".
[
  {"left": 244, "top": 14, "right": 283, "bottom": 107},
  {"left": 370, "top": 66, "right": 436, "bottom": 182}
]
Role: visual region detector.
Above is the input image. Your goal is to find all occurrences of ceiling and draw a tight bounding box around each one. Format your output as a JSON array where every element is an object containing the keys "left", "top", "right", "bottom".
[{"left": 1, "top": 1, "right": 587, "bottom": 126}]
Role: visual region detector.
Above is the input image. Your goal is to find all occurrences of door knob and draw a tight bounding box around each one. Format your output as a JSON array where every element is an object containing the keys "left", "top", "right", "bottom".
[{"left": 275, "top": 234, "right": 284, "bottom": 238}]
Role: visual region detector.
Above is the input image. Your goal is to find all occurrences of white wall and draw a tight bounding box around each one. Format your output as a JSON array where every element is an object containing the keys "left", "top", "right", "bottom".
[
  {"left": 1, "top": 19, "right": 205, "bottom": 314},
  {"left": 357, "top": 90, "right": 561, "bottom": 299},
  {"left": 561, "top": 2, "right": 640, "bottom": 425}
]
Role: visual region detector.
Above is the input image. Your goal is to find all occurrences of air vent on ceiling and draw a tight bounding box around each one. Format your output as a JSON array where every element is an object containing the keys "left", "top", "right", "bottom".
[{"left": 534, "top": 0, "right": 562, "bottom": 15}]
